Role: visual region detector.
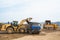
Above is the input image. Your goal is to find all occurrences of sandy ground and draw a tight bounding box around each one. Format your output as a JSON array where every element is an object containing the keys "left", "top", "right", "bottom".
[
  {"left": 12, "top": 31, "right": 60, "bottom": 40},
  {"left": 0, "top": 30, "right": 60, "bottom": 40}
]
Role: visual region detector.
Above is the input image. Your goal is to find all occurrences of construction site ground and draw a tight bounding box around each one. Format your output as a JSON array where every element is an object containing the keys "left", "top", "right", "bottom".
[{"left": 0, "top": 28, "right": 60, "bottom": 40}]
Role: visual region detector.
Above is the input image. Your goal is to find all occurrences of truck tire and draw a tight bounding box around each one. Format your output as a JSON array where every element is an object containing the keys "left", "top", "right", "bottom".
[
  {"left": 33, "top": 30, "right": 40, "bottom": 34},
  {"left": 19, "top": 28, "right": 25, "bottom": 33},
  {"left": 36, "top": 31, "right": 40, "bottom": 34},
  {"left": 28, "top": 30, "right": 33, "bottom": 34},
  {"left": 6, "top": 27, "right": 14, "bottom": 34}
]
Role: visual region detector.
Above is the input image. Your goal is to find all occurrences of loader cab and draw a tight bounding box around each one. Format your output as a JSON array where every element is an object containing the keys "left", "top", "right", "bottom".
[
  {"left": 12, "top": 21, "right": 18, "bottom": 26},
  {"left": 45, "top": 20, "right": 51, "bottom": 24}
]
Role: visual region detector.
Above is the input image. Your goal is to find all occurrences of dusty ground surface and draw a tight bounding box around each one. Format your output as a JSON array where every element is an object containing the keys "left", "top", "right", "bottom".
[{"left": 0, "top": 29, "right": 60, "bottom": 40}]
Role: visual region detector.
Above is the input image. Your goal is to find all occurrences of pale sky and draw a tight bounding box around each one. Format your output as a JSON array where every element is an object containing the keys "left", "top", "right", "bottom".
[{"left": 0, "top": 0, "right": 60, "bottom": 22}]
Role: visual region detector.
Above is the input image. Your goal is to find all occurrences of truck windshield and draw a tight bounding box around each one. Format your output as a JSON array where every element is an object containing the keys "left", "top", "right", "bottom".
[
  {"left": 32, "top": 24, "right": 40, "bottom": 26},
  {"left": 28, "top": 22, "right": 40, "bottom": 26}
]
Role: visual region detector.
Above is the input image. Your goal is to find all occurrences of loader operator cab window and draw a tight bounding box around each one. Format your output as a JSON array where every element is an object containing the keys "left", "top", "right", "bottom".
[
  {"left": 12, "top": 21, "right": 18, "bottom": 26},
  {"left": 45, "top": 20, "right": 51, "bottom": 24}
]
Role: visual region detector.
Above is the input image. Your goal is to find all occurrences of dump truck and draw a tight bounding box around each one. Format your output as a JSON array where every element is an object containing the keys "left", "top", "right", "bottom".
[
  {"left": 43, "top": 20, "right": 58, "bottom": 30},
  {"left": 0, "top": 18, "right": 41, "bottom": 34},
  {"left": 27, "top": 22, "right": 41, "bottom": 34}
]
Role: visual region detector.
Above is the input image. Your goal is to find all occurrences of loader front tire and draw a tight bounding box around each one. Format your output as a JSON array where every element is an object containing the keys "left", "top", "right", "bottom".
[{"left": 6, "top": 27, "right": 14, "bottom": 34}]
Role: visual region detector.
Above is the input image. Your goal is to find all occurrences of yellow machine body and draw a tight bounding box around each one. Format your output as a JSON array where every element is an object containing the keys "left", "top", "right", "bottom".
[
  {"left": 43, "top": 20, "right": 58, "bottom": 30},
  {"left": 0, "top": 17, "right": 32, "bottom": 33}
]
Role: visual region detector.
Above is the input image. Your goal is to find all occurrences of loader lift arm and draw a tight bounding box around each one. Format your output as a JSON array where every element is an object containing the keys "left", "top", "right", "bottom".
[
  {"left": 17, "top": 17, "right": 32, "bottom": 33},
  {"left": 19, "top": 17, "right": 32, "bottom": 26}
]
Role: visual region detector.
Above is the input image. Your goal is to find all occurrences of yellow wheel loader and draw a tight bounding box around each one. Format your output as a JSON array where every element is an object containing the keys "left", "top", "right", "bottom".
[
  {"left": 0, "top": 17, "right": 32, "bottom": 33},
  {"left": 43, "top": 20, "right": 58, "bottom": 30}
]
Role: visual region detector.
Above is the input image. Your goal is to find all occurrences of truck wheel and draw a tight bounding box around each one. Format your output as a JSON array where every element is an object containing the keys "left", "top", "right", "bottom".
[
  {"left": 19, "top": 28, "right": 25, "bottom": 33},
  {"left": 28, "top": 30, "right": 32, "bottom": 34},
  {"left": 33, "top": 30, "right": 40, "bottom": 34},
  {"left": 6, "top": 27, "right": 14, "bottom": 34},
  {"left": 36, "top": 31, "right": 40, "bottom": 34}
]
